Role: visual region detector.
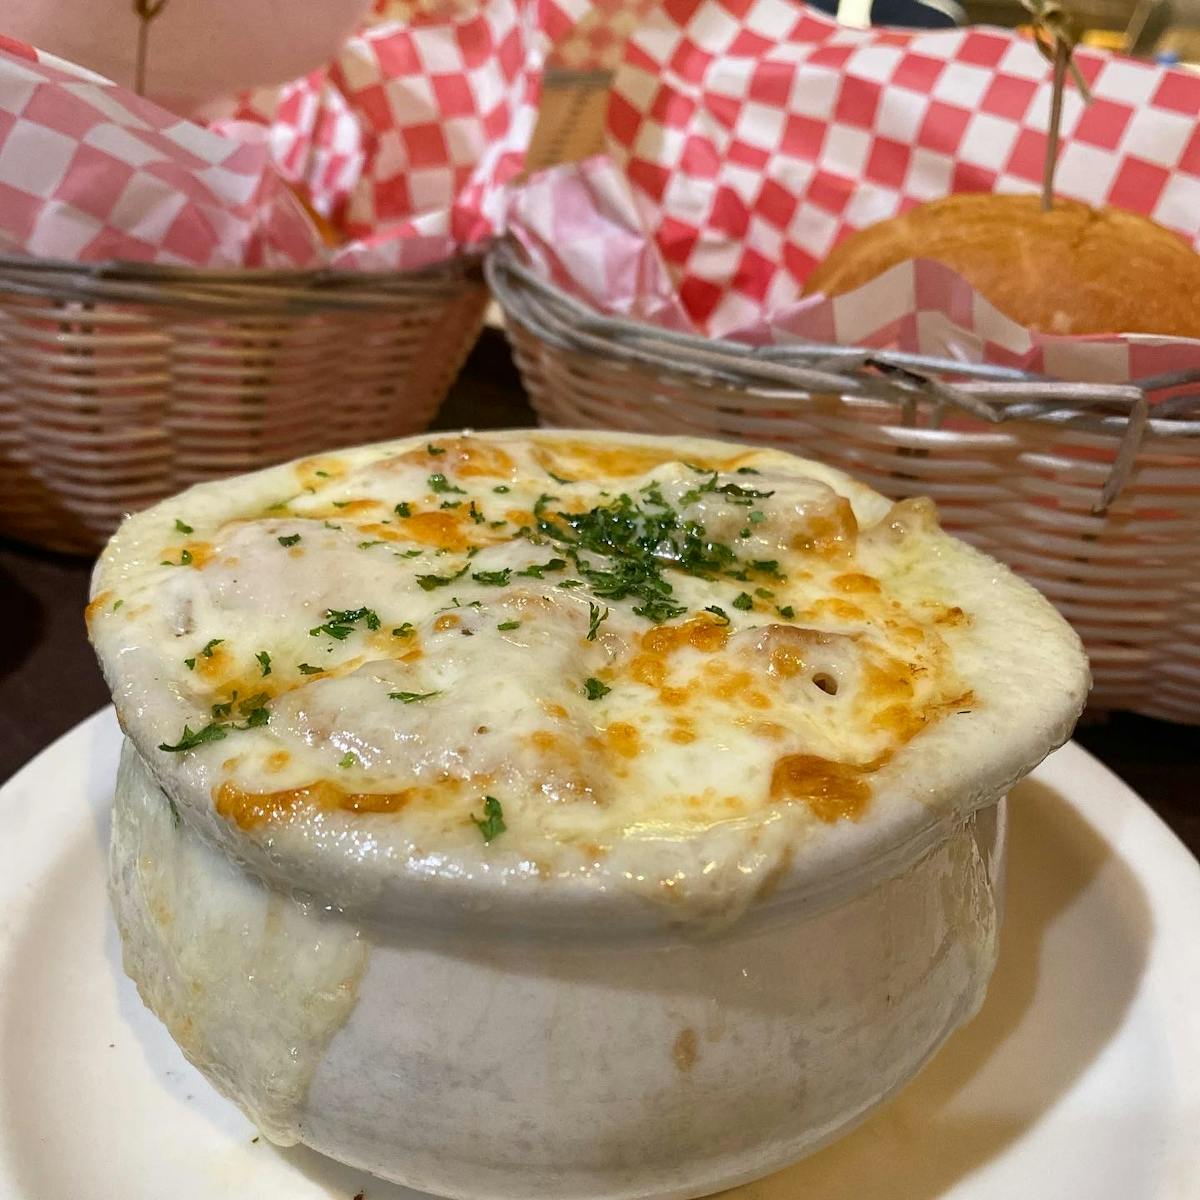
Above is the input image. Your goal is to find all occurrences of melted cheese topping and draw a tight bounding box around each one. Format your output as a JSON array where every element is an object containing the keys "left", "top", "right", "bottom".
[{"left": 89, "top": 431, "right": 1088, "bottom": 915}]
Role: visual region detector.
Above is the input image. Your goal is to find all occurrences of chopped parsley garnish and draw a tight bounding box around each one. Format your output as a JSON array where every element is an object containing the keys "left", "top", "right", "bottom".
[
  {"left": 749, "top": 559, "right": 784, "bottom": 578},
  {"left": 583, "top": 677, "right": 611, "bottom": 700},
  {"left": 332, "top": 500, "right": 351, "bottom": 508},
  {"left": 159, "top": 723, "right": 227, "bottom": 753},
  {"left": 394, "top": 501, "right": 412, "bottom": 518},
  {"left": 255, "top": 650, "right": 272, "bottom": 677},
  {"left": 492, "top": 485, "right": 510, "bottom": 494},
  {"left": 277, "top": 533, "right": 301, "bottom": 547},
  {"left": 471, "top": 568, "right": 512, "bottom": 586},
  {"left": 211, "top": 700, "right": 233, "bottom": 718},
  {"left": 427, "top": 443, "right": 445, "bottom": 456},
  {"left": 358, "top": 540, "right": 385, "bottom": 549},
  {"left": 338, "top": 751, "right": 358, "bottom": 769},
  {"left": 546, "top": 470, "right": 575, "bottom": 485},
  {"left": 391, "top": 623, "right": 414, "bottom": 638},
  {"left": 184, "top": 657, "right": 195, "bottom": 670},
  {"left": 705, "top": 604, "right": 730, "bottom": 624},
  {"left": 736, "top": 466, "right": 760, "bottom": 475},
  {"left": 174, "top": 518, "right": 193, "bottom": 534},
  {"left": 497, "top": 620, "right": 520, "bottom": 631},
  {"left": 439, "top": 500, "right": 462, "bottom": 510},
  {"left": 467, "top": 501, "right": 486, "bottom": 525},
  {"left": 324, "top": 520, "right": 341, "bottom": 530},
  {"left": 416, "top": 564, "right": 469, "bottom": 591},
  {"left": 471, "top": 795, "right": 506, "bottom": 842},
  {"left": 297, "top": 662, "right": 324, "bottom": 674},
  {"left": 178, "top": 549, "right": 193, "bottom": 566},
  {"left": 310, "top": 606, "right": 381, "bottom": 639},
  {"left": 112, "top": 599, "right": 124, "bottom": 612},
  {"left": 315, "top": 469, "right": 331, "bottom": 478},
  {"left": 201, "top": 638, "right": 223, "bottom": 658},
  {"left": 755, "top": 587, "right": 775, "bottom": 599},
  {"left": 586, "top": 601, "right": 609, "bottom": 641},
  {"left": 558, "top": 579, "right": 583, "bottom": 589},
  {"left": 732, "top": 592, "right": 754, "bottom": 611},
  {"left": 777, "top": 605, "right": 796, "bottom": 619},
  {"left": 428, "top": 473, "right": 465, "bottom": 495},
  {"left": 388, "top": 690, "right": 440, "bottom": 703},
  {"left": 516, "top": 557, "right": 567, "bottom": 579}
]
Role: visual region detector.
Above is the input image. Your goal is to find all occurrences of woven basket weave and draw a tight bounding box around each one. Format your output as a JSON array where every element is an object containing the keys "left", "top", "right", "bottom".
[
  {"left": 487, "top": 240, "right": 1200, "bottom": 724},
  {"left": 0, "top": 257, "right": 487, "bottom": 554}
]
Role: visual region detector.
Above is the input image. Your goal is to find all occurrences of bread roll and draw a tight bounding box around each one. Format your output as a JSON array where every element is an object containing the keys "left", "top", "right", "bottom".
[{"left": 803, "top": 193, "right": 1200, "bottom": 338}]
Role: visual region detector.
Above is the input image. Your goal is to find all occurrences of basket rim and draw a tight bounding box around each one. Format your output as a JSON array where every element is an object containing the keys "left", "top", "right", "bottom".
[{"left": 0, "top": 251, "right": 485, "bottom": 314}]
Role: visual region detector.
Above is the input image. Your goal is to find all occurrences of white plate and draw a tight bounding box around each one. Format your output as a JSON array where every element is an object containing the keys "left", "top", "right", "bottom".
[{"left": 1, "top": 709, "right": 1198, "bottom": 1200}]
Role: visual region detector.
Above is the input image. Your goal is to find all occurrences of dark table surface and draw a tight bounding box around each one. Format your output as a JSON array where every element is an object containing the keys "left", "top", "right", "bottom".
[{"left": 2, "top": 330, "right": 1197, "bottom": 860}]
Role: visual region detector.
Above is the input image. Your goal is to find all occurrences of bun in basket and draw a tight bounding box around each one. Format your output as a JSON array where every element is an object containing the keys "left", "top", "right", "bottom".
[{"left": 803, "top": 193, "right": 1200, "bottom": 339}]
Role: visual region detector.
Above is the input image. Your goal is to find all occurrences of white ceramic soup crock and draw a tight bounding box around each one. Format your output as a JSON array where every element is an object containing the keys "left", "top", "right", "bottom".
[{"left": 111, "top": 739, "right": 1005, "bottom": 1200}]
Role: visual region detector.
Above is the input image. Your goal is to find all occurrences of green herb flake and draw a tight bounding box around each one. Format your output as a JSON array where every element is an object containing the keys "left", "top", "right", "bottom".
[
  {"left": 179, "top": 549, "right": 193, "bottom": 566},
  {"left": 427, "top": 443, "right": 446, "bottom": 456},
  {"left": 159, "top": 723, "right": 228, "bottom": 753},
  {"left": 732, "top": 592, "right": 754, "bottom": 611},
  {"left": 705, "top": 604, "right": 730, "bottom": 625},
  {"left": 776, "top": 605, "right": 796, "bottom": 619},
  {"left": 516, "top": 557, "right": 567, "bottom": 579},
  {"left": 174, "top": 518, "right": 193, "bottom": 534},
  {"left": 332, "top": 500, "right": 351, "bottom": 509},
  {"left": 755, "top": 587, "right": 775, "bottom": 600},
  {"left": 546, "top": 470, "right": 574, "bottom": 485},
  {"left": 314, "top": 469, "right": 331, "bottom": 478},
  {"left": 310, "top": 606, "right": 381, "bottom": 639},
  {"left": 388, "top": 690, "right": 440, "bottom": 704},
  {"left": 583, "top": 677, "right": 611, "bottom": 701},
  {"left": 736, "top": 466, "right": 761, "bottom": 475},
  {"left": 417, "top": 564, "right": 469, "bottom": 591},
  {"left": 467, "top": 501, "right": 486, "bottom": 525},
  {"left": 277, "top": 533, "right": 301, "bottom": 547},
  {"left": 324, "top": 520, "right": 342, "bottom": 531},
  {"left": 211, "top": 701, "right": 233, "bottom": 718},
  {"left": 586, "top": 601, "right": 610, "bottom": 641},
  {"left": 470, "top": 795, "right": 506, "bottom": 842},
  {"left": 492, "top": 485, "right": 510, "bottom": 494},
  {"left": 298, "top": 662, "right": 324, "bottom": 675},
  {"left": 256, "top": 650, "right": 272, "bottom": 677},
  {"left": 471, "top": 568, "right": 512, "bottom": 586},
  {"left": 358, "top": 540, "right": 385, "bottom": 550},
  {"left": 428, "top": 473, "right": 465, "bottom": 496},
  {"left": 111, "top": 599, "right": 124, "bottom": 612},
  {"left": 184, "top": 657, "right": 196, "bottom": 670},
  {"left": 557, "top": 579, "right": 583, "bottom": 589},
  {"left": 338, "top": 751, "right": 358, "bottom": 769},
  {"left": 201, "top": 638, "right": 224, "bottom": 658},
  {"left": 394, "top": 501, "right": 412, "bottom": 518},
  {"left": 391, "top": 623, "right": 414, "bottom": 639},
  {"left": 497, "top": 620, "right": 520, "bottom": 631}
]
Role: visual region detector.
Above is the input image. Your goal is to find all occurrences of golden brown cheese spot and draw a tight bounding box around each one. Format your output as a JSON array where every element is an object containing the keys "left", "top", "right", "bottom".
[
  {"left": 791, "top": 497, "right": 858, "bottom": 557},
  {"left": 327, "top": 499, "right": 382, "bottom": 518},
  {"left": 162, "top": 541, "right": 214, "bottom": 569},
  {"left": 669, "top": 720, "right": 697, "bottom": 745},
  {"left": 604, "top": 722, "right": 642, "bottom": 759},
  {"left": 533, "top": 440, "right": 735, "bottom": 480},
  {"left": 195, "top": 645, "right": 235, "bottom": 680},
  {"left": 505, "top": 508, "right": 535, "bottom": 527},
  {"left": 935, "top": 605, "right": 969, "bottom": 627},
  {"left": 808, "top": 598, "right": 866, "bottom": 622},
  {"left": 295, "top": 456, "right": 347, "bottom": 488},
  {"left": 770, "top": 754, "right": 874, "bottom": 823},
  {"left": 84, "top": 590, "right": 112, "bottom": 625},
  {"left": 540, "top": 701, "right": 570, "bottom": 720},
  {"left": 265, "top": 750, "right": 291, "bottom": 773},
  {"left": 395, "top": 437, "right": 515, "bottom": 479},
  {"left": 672, "top": 1027, "right": 699, "bottom": 1073},
  {"left": 834, "top": 572, "right": 881, "bottom": 595},
  {"left": 215, "top": 779, "right": 446, "bottom": 829},
  {"left": 434, "top": 613, "right": 461, "bottom": 632},
  {"left": 642, "top": 616, "right": 730, "bottom": 656},
  {"left": 400, "top": 510, "right": 467, "bottom": 550}
]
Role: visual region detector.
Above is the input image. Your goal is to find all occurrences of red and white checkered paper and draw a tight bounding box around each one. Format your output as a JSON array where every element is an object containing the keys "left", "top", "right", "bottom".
[
  {"left": 0, "top": 0, "right": 545, "bottom": 272},
  {"left": 508, "top": 0, "right": 1200, "bottom": 382}
]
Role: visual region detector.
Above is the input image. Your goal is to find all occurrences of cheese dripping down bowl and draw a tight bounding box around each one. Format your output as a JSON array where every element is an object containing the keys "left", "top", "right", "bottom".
[{"left": 89, "top": 430, "right": 1089, "bottom": 1200}]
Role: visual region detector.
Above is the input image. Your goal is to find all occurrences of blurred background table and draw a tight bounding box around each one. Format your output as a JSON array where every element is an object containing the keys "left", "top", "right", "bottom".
[{"left": 1, "top": 326, "right": 1196, "bottom": 860}]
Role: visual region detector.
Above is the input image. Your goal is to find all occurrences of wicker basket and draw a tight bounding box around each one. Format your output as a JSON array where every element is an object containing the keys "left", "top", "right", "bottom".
[
  {"left": 0, "top": 256, "right": 488, "bottom": 554},
  {"left": 487, "top": 240, "right": 1200, "bottom": 724}
]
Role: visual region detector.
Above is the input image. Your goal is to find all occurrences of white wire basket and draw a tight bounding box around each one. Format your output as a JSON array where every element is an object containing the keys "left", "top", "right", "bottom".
[{"left": 487, "top": 240, "right": 1200, "bottom": 724}]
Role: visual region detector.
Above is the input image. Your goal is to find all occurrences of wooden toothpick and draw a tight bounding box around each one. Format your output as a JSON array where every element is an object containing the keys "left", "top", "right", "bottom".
[
  {"left": 133, "top": 0, "right": 170, "bottom": 98},
  {"left": 1021, "top": 0, "right": 1093, "bottom": 211}
]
